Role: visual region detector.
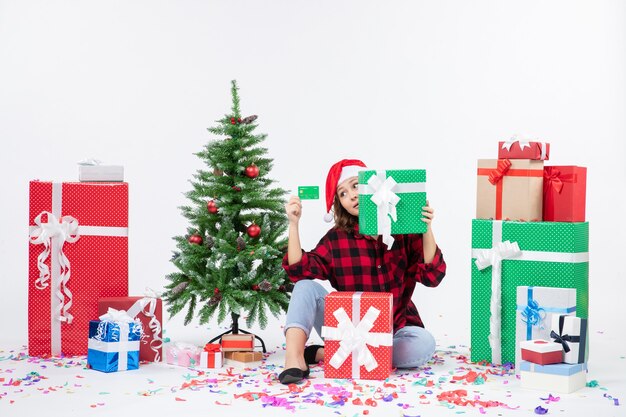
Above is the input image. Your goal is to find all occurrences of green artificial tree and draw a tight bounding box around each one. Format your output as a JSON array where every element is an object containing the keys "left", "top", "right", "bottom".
[{"left": 164, "top": 81, "right": 291, "bottom": 350}]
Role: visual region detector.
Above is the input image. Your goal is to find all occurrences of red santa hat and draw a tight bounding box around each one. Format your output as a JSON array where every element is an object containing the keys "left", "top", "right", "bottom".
[{"left": 324, "top": 159, "right": 367, "bottom": 222}]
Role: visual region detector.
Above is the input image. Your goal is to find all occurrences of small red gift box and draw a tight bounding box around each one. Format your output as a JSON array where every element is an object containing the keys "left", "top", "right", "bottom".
[
  {"left": 498, "top": 139, "right": 550, "bottom": 160},
  {"left": 28, "top": 181, "right": 129, "bottom": 357},
  {"left": 221, "top": 334, "right": 255, "bottom": 351},
  {"left": 543, "top": 166, "right": 587, "bottom": 222},
  {"left": 98, "top": 296, "right": 163, "bottom": 362},
  {"left": 520, "top": 339, "right": 563, "bottom": 365},
  {"left": 321, "top": 292, "right": 393, "bottom": 380}
]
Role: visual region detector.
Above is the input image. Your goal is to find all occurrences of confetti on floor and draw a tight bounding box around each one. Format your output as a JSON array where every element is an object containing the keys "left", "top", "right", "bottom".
[{"left": 0, "top": 342, "right": 623, "bottom": 416}]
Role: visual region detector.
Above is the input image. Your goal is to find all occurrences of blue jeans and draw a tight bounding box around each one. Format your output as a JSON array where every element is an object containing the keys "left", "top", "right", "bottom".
[{"left": 284, "top": 280, "right": 436, "bottom": 369}]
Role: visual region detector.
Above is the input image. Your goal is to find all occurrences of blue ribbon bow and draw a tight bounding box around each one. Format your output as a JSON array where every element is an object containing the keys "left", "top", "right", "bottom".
[{"left": 521, "top": 298, "right": 546, "bottom": 328}]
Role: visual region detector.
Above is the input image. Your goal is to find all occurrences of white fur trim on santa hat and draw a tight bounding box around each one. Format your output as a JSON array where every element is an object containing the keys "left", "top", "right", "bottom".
[{"left": 337, "top": 165, "right": 366, "bottom": 186}]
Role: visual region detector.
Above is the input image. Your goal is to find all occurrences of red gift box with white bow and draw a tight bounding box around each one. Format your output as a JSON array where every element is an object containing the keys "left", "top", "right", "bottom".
[
  {"left": 321, "top": 292, "right": 393, "bottom": 380},
  {"left": 28, "top": 181, "right": 129, "bottom": 356},
  {"left": 498, "top": 139, "right": 550, "bottom": 160}
]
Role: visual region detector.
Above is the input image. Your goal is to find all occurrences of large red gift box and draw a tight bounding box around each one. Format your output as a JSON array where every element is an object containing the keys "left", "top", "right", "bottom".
[
  {"left": 28, "top": 181, "right": 129, "bottom": 356},
  {"left": 321, "top": 292, "right": 393, "bottom": 380},
  {"left": 543, "top": 166, "right": 587, "bottom": 222},
  {"left": 98, "top": 296, "right": 163, "bottom": 362},
  {"left": 498, "top": 139, "right": 550, "bottom": 160}
]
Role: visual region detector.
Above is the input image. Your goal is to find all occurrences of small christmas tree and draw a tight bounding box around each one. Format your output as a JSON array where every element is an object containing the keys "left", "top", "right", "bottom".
[{"left": 164, "top": 81, "right": 291, "bottom": 341}]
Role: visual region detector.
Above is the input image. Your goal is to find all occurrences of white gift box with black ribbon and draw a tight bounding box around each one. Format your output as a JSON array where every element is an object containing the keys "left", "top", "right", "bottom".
[{"left": 550, "top": 314, "right": 588, "bottom": 364}]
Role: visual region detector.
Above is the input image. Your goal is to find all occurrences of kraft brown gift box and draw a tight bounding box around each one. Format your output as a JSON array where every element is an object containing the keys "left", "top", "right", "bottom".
[
  {"left": 224, "top": 351, "right": 262, "bottom": 362},
  {"left": 476, "top": 159, "right": 543, "bottom": 221}
]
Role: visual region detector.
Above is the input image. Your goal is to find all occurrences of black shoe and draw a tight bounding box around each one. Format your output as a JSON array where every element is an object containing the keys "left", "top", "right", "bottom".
[
  {"left": 304, "top": 344, "right": 324, "bottom": 365},
  {"left": 278, "top": 365, "right": 310, "bottom": 384}
]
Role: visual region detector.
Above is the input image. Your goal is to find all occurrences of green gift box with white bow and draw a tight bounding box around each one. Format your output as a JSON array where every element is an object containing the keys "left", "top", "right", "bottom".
[
  {"left": 470, "top": 219, "right": 589, "bottom": 365},
  {"left": 358, "top": 170, "right": 427, "bottom": 245}
]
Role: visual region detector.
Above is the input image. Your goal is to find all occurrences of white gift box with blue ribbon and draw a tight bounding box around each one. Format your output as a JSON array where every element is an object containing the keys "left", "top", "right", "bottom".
[
  {"left": 515, "top": 286, "right": 576, "bottom": 370},
  {"left": 87, "top": 308, "right": 142, "bottom": 373}
]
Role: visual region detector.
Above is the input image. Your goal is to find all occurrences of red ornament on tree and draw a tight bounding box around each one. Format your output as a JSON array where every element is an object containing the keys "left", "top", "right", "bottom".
[
  {"left": 247, "top": 224, "right": 261, "bottom": 238},
  {"left": 244, "top": 163, "right": 260, "bottom": 179},
  {"left": 207, "top": 200, "right": 218, "bottom": 214},
  {"left": 232, "top": 186, "right": 242, "bottom": 192},
  {"left": 252, "top": 284, "right": 260, "bottom": 291},
  {"left": 214, "top": 288, "right": 220, "bottom": 295},
  {"left": 188, "top": 234, "right": 203, "bottom": 245}
]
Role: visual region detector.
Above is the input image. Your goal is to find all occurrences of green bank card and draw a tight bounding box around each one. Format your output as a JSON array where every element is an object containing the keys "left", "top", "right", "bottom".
[{"left": 298, "top": 186, "right": 319, "bottom": 200}]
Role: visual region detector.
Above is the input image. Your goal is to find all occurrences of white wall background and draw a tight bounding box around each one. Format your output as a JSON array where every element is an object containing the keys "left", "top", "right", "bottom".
[{"left": 1, "top": 1, "right": 624, "bottom": 348}]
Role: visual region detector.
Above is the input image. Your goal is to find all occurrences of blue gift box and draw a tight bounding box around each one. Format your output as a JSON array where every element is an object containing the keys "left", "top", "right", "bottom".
[
  {"left": 87, "top": 320, "right": 142, "bottom": 373},
  {"left": 519, "top": 360, "right": 587, "bottom": 376}
]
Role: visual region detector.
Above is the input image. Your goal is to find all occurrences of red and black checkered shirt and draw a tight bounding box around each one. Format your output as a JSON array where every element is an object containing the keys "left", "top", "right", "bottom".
[{"left": 282, "top": 226, "right": 447, "bottom": 332}]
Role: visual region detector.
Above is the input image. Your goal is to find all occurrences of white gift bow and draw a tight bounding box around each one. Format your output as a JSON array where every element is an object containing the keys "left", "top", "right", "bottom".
[
  {"left": 501, "top": 135, "right": 531, "bottom": 152},
  {"left": 126, "top": 294, "right": 163, "bottom": 362},
  {"left": 367, "top": 172, "right": 400, "bottom": 248},
  {"left": 29, "top": 211, "right": 80, "bottom": 324},
  {"left": 96, "top": 308, "right": 142, "bottom": 371},
  {"left": 501, "top": 136, "right": 548, "bottom": 159},
  {"left": 99, "top": 307, "right": 136, "bottom": 323},
  {"left": 474, "top": 240, "right": 522, "bottom": 365},
  {"left": 322, "top": 306, "right": 393, "bottom": 374},
  {"left": 77, "top": 158, "right": 102, "bottom": 166}
]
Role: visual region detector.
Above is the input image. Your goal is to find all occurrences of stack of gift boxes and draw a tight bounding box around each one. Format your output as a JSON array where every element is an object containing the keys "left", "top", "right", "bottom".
[
  {"left": 27, "top": 168, "right": 165, "bottom": 372},
  {"left": 470, "top": 138, "right": 589, "bottom": 393},
  {"left": 163, "top": 334, "right": 262, "bottom": 369},
  {"left": 27, "top": 167, "right": 265, "bottom": 373}
]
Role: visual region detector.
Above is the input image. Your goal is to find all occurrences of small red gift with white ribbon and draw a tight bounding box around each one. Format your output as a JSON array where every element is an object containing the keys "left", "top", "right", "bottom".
[{"left": 322, "top": 292, "right": 393, "bottom": 380}]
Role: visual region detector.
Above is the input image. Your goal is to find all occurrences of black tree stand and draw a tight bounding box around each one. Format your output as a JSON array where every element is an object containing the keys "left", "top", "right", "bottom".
[{"left": 208, "top": 312, "right": 267, "bottom": 353}]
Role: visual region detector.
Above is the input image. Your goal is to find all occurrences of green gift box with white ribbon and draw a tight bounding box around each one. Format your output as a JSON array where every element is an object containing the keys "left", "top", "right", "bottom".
[
  {"left": 470, "top": 219, "right": 589, "bottom": 365},
  {"left": 358, "top": 170, "right": 427, "bottom": 247}
]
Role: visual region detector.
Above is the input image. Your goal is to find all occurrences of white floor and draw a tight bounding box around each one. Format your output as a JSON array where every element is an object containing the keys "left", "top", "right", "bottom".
[{"left": 1, "top": 322, "right": 624, "bottom": 417}]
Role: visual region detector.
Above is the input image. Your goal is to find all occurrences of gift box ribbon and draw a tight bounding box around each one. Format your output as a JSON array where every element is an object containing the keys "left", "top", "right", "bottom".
[
  {"left": 29, "top": 183, "right": 128, "bottom": 356},
  {"left": 359, "top": 171, "right": 426, "bottom": 249},
  {"left": 550, "top": 315, "right": 586, "bottom": 364},
  {"left": 477, "top": 159, "right": 543, "bottom": 220},
  {"left": 92, "top": 308, "right": 142, "bottom": 371},
  {"left": 471, "top": 221, "right": 589, "bottom": 364},
  {"left": 543, "top": 168, "right": 577, "bottom": 195},
  {"left": 321, "top": 292, "right": 393, "bottom": 377},
  {"left": 201, "top": 344, "right": 222, "bottom": 368},
  {"left": 125, "top": 293, "right": 163, "bottom": 362},
  {"left": 203, "top": 343, "right": 221, "bottom": 353},
  {"left": 222, "top": 339, "right": 254, "bottom": 349},
  {"left": 517, "top": 287, "right": 576, "bottom": 340}
]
